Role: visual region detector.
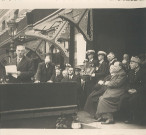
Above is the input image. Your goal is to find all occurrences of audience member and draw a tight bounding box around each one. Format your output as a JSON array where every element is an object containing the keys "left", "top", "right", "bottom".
[
  {"left": 107, "top": 52, "right": 117, "bottom": 67},
  {"left": 120, "top": 56, "right": 146, "bottom": 124},
  {"left": 94, "top": 62, "right": 127, "bottom": 124},
  {"left": 122, "top": 54, "right": 130, "bottom": 73},
  {"left": 53, "top": 69, "right": 63, "bottom": 82}
]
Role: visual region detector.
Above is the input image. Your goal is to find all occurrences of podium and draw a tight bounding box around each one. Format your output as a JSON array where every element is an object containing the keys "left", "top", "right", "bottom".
[{"left": 0, "top": 82, "right": 78, "bottom": 121}]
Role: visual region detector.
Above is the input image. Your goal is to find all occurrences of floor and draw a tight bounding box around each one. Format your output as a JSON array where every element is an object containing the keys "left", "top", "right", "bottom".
[
  {"left": 0, "top": 111, "right": 146, "bottom": 129},
  {"left": 77, "top": 111, "right": 146, "bottom": 129}
]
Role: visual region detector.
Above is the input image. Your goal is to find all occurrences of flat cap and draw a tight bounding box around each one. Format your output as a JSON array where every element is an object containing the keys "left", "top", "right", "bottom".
[
  {"left": 86, "top": 50, "right": 95, "bottom": 55},
  {"left": 131, "top": 56, "right": 141, "bottom": 64},
  {"left": 97, "top": 51, "right": 107, "bottom": 56}
]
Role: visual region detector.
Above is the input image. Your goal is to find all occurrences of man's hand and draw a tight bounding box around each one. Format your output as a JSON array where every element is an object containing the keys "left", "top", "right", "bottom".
[
  {"left": 91, "top": 73, "right": 95, "bottom": 77},
  {"left": 17, "top": 71, "right": 21, "bottom": 76},
  {"left": 104, "top": 81, "right": 110, "bottom": 85},
  {"left": 47, "top": 80, "right": 53, "bottom": 83},
  {"left": 128, "top": 89, "right": 137, "bottom": 94},
  {"left": 34, "top": 80, "right": 40, "bottom": 83},
  {"left": 98, "top": 80, "right": 104, "bottom": 85}
]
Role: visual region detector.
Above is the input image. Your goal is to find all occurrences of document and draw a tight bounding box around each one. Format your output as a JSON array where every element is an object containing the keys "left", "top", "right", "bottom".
[{"left": 5, "top": 65, "right": 18, "bottom": 78}]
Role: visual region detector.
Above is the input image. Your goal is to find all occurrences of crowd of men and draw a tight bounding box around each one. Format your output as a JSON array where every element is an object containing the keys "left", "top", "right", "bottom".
[{"left": 4, "top": 45, "right": 146, "bottom": 125}]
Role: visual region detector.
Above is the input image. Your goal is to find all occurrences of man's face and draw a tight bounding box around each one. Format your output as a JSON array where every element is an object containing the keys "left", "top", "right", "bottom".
[
  {"left": 88, "top": 54, "right": 94, "bottom": 60},
  {"left": 56, "top": 69, "right": 61, "bottom": 76},
  {"left": 45, "top": 56, "right": 51, "bottom": 64},
  {"left": 16, "top": 46, "right": 25, "bottom": 58},
  {"left": 98, "top": 55, "right": 104, "bottom": 61},
  {"left": 75, "top": 70, "right": 80, "bottom": 75},
  {"left": 107, "top": 53, "right": 115, "bottom": 62},
  {"left": 62, "top": 71, "right": 68, "bottom": 77},
  {"left": 68, "top": 68, "right": 74, "bottom": 75},
  {"left": 130, "top": 61, "right": 138, "bottom": 70},
  {"left": 110, "top": 62, "right": 121, "bottom": 74}
]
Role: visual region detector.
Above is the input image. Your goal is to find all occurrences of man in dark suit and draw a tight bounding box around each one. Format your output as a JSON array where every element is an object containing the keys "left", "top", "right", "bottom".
[
  {"left": 53, "top": 69, "right": 63, "bottom": 82},
  {"left": 91, "top": 51, "right": 109, "bottom": 82},
  {"left": 61, "top": 67, "right": 81, "bottom": 85},
  {"left": 7, "top": 45, "right": 34, "bottom": 83},
  {"left": 35, "top": 54, "right": 55, "bottom": 83}
]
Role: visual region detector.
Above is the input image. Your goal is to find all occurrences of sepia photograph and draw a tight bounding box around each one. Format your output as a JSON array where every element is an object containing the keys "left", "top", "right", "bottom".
[{"left": 0, "top": 1, "right": 146, "bottom": 133}]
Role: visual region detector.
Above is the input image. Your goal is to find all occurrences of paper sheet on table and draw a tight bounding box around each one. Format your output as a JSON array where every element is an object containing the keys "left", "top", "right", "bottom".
[{"left": 5, "top": 65, "right": 18, "bottom": 78}]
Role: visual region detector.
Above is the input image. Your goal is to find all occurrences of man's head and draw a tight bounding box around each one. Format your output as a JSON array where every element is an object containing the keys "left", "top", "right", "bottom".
[
  {"left": 97, "top": 51, "right": 107, "bottom": 61},
  {"left": 62, "top": 70, "right": 68, "bottom": 78},
  {"left": 16, "top": 45, "right": 26, "bottom": 58},
  {"left": 45, "top": 55, "right": 51, "bottom": 64},
  {"left": 68, "top": 67, "right": 74, "bottom": 76},
  {"left": 107, "top": 52, "right": 115, "bottom": 62},
  {"left": 123, "top": 54, "right": 129, "bottom": 61},
  {"left": 110, "top": 61, "right": 123, "bottom": 74},
  {"left": 56, "top": 69, "right": 61, "bottom": 76},
  {"left": 74, "top": 66, "right": 81, "bottom": 75},
  {"left": 86, "top": 50, "right": 95, "bottom": 60},
  {"left": 130, "top": 56, "right": 141, "bottom": 70}
]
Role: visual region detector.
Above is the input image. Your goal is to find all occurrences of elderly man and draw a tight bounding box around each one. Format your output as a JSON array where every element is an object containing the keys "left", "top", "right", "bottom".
[
  {"left": 107, "top": 52, "right": 117, "bottom": 67},
  {"left": 95, "top": 62, "right": 127, "bottom": 124},
  {"left": 35, "top": 54, "right": 55, "bottom": 83},
  {"left": 120, "top": 56, "right": 146, "bottom": 124},
  {"left": 7, "top": 45, "right": 34, "bottom": 83}
]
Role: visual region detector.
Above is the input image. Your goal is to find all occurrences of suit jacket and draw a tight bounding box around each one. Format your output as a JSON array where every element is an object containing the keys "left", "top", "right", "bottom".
[
  {"left": 53, "top": 74, "right": 63, "bottom": 82},
  {"left": 61, "top": 74, "right": 81, "bottom": 86},
  {"left": 35, "top": 62, "right": 55, "bottom": 82},
  {"left": 8, "top": 56, "right": 34, "bottom": 83},
  {"left": 95, "top": 61, "right": 109, "bottom": 81}
]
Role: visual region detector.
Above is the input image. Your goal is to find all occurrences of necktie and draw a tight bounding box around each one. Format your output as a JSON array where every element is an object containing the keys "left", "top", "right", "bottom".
[{"left": 17, "top": 58, "right": 21, "bottom": 65}]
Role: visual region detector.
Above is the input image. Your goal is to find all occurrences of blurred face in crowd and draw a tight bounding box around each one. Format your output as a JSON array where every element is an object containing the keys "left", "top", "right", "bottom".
[
  {"left": 16, "top": 45, "right": 25, "bottom": 58},
  {"left": 107, "top": 53, "right": 115, "bottom": 62},
  {"left": 68, "top": 68, "right": 74, "bottom": 75},
  {"left": 98, "top": 54, "right": 104, "bottom": 61},
  {"left": 75, "top": 70, "right": 80, "bottom": 75},
  {"left": 45, "top": 55, "right": 51, "bottom": 64},
  {"left": 123, "top": 54, "right": 129, "bottom": 61},
  {"left": 88, "top": 54, "right": 94, "bottom": 60},
  {"left": 62, "top": 70, "right": 68, "bottom": 78},
  {"left": 56, "top": 69, "right": 61, "bottom": 76},
  {"left": 130, "top": 61, "right": 139, "bottom": 70},
  {"left": 110, "top": 62, "right": 121, "bottom": 74}
]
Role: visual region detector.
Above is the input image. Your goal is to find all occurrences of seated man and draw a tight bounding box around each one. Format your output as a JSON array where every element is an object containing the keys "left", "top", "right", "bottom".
[
  {"left": 120, "top": 56, "right": 146, "bottom": 124},
  {"left": 95, "top": 62, "right": 127, "bottom": 124},
  {"left": 6, "top": 45, "right": 34, "bottom": 83},
  {"left": 35, "top": 54, "right": 55, "bottom": 83},
  {"left": 61, "top": 67, "right": 81, "bottom": 86},
  {"left": 53, "top": 69, "right": 63, "bottom": 82}
]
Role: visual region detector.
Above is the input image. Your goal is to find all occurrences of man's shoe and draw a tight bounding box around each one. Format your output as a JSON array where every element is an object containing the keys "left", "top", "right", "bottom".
[
  {"left": 101, "top": 119, "right": 114, "bottom": 124},
  {"left": 94, "top": 117, "right": 103, "bottom": 122}
]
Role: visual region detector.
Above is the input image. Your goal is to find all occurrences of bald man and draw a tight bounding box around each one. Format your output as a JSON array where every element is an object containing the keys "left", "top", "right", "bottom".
[{"left": 7, "top": 45, "right": 34, "bottom": 83}]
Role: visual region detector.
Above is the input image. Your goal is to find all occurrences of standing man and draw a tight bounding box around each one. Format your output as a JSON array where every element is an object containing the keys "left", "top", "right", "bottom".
[
  {"left": 35, "top": 54, "right": 55, "bottom": 83},
  {"left": 7, "top": 45, "right": 34, "bottom": 83}
]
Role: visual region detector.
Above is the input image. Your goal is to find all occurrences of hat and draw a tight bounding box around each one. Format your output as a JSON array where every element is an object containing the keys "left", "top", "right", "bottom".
[
  {"left": 75, "top": 66, "right": 82, "bottom": 71},
  {"left": 86, "top": 50, "right": 95, "bottom": 55},
  {"left": 97, "top": 51, "right": 107, "bottom": 56},
  {"left": 65, "top": 63, "right": 71, "bottom": 67},
  {"left": 130, "top": 56, "right": 141, "bottom": 64}
]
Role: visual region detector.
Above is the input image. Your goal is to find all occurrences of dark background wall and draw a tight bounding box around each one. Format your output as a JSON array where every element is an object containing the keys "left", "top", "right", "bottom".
[{"left": 93, "top": 9, "right": 146, "bottom": 60}]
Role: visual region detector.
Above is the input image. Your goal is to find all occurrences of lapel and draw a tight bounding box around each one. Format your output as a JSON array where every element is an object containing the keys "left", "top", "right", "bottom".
[
  {"left": 17, "top": 56, "right": 26, "bottom": 70},
  {"left": 10, "top": 57, "right": 17, "bottom": 65}
]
